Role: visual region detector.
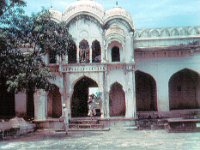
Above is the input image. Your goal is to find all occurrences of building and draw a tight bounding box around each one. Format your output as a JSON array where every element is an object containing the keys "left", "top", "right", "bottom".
[{"left": 2, "top": 0, "right": 200, "bottom": 128}]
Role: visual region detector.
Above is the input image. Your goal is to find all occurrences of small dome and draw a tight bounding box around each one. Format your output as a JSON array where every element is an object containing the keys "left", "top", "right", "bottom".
[
  {"left": 105, "top": 7, "right": 134, "bottom": 29},
  {"left": 63, "top": 0, "right": 105, "bottom": 24}
]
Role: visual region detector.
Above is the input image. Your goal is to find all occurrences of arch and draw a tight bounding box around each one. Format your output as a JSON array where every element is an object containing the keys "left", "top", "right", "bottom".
[
  {"left": 71, "top": 76, "right": 98, "bottom": 117},
  {"left": 111, "top": 46, "right": 120, "bottom": 62},
  {"left": 109, "top": 82, "right": 126, "bottom": 117},
  {"left": 135, "top": 71, "right": 157, "bottom": 111},
  {"left": 104, "top": 17, "right": 134, "bottom": 32},
  {"left": 79, "top": 39, "right": 90, "bottom": 63},
  {"left": 140, "top": 30, "right": 149, "bottom": 38},
  {"left": 47, "top": 85, "right": 62, "bottom": 118},
  {"left": 161, "top": 29, "right": 170, "bottom": 37},
  {"left": 179, "top": 28, "right": 188, "bottom": 36},
  {"left": 92, "top": 40, "right": 101, "bottom": 63},
  {"left": 0, "top": 78, "right": 15, "bottom": 119},
  {"left": 68, "top": 40, "right": 77, "bottom": 64},
  {"left": 150, "top": 29, "right": 160, "bottom": 37},
  {"left": 64, "top": 12, "right": 104, "bottom": 26},
  {"left": 170, "top": 28, "right": 179, "bottom": 36},
  {"left": 188, "top": 27, "right": 198, "bottom": 35},
  {"left": 169, "top": 69, "right": 200, "bottom": 110}
]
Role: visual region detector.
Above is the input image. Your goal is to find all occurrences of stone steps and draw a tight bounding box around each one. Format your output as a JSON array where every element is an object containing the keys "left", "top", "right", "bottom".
[{"left": 69, "top": 118, "right": 106, "bottom": 131}]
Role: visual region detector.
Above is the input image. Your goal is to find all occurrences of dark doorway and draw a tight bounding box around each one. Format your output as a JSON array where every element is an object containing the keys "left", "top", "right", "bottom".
[
  {"left": 135, "top": 71, "right": 157, "bottom": 111},
  {"left": 68, "top": 41, "right": 77, "bottom": 64},
  {"left": 71, "top": 77, "right": 98, "bottom": 117},
  {"left": 26, "top": 90, "right": 34, "bottom": 119},
  {"left": 47, "top": 86, "right": 62, "bottom": 118},
  {"left": 109, "top": 82, "right": 126, "bottom": 117},
  {"left": 169, "top": 69, "right": 200, "bottom": 110},
  {"left": 92, "top": 40, "right": 101, "bottom": 63},
  {"left": 111, "top": 46, "right": 120, "bottom": 62},
  {"left": 0, "top": 78, "right": 15, "bottom": 119}
]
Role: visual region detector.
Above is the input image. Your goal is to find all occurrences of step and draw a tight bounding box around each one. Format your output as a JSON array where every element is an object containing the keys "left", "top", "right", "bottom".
[
  {"left": 69, "top": 124, "right": 104, "bottom": 129},
  {"left": 70, "top": 120, "right": 99, "bottom": 124}
]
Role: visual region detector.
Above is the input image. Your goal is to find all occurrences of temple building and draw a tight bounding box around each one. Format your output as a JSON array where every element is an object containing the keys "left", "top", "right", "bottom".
[{"left": 1, "top": 0, "right": 200, "bottom": 128}]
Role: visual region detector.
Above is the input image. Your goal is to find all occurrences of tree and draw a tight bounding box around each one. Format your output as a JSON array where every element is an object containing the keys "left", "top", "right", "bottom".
[
  {"left": 0, "top": 3, "right": 73, "bottom": 93},
  {"left": 0, "top": 0, "right": 26, "bottom": 17}
]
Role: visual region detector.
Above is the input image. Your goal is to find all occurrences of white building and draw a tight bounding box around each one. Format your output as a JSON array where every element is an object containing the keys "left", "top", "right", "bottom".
[{"left": 2, "top": 0, "right": 200, "bottom": 128}]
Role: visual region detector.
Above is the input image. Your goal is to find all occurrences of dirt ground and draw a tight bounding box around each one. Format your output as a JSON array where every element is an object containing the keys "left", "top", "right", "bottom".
[{"left": 1, "top": 128, "right": 200, "bottom": 150}]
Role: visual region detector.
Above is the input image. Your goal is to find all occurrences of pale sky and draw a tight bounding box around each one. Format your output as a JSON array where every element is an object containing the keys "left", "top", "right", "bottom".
[{"left": 24, "top": 0, "right": 200, "bottom": 28}]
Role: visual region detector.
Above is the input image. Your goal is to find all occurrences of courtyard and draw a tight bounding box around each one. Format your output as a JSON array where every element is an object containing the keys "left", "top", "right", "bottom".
[{"left": 1, "top": 128, "right": 200, "bottom": 150}]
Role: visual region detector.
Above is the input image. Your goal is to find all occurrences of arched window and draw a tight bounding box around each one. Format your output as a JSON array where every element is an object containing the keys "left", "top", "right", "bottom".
[
  {"left": 79, "top": 40, "right": 89, "bottom": 63},
  {"left": 92, "top": 40, "right": 101, "bottom": 63},
  {"left": 68, "top": 41, "right": 77, "bottom": 64},
  {"left": 111, "top": 46, "right": 120, "bottom": 62}
]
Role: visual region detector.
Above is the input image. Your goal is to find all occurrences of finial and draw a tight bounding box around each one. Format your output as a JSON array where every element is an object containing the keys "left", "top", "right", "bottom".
[{"left": 116, "top": 1, "right": 119, "bottom": 6}]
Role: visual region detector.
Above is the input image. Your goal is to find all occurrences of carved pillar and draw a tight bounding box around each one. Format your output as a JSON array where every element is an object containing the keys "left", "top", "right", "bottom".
[
  {"left": 34, "top": 90, "right": 47, "bottom": 121},
  {"left": 77, "top": 42, "right": 79, "bottom": 63},
  {"left": 125, "top": 71, "right": 136, "bottom": 118},
  {"left": 103, "top": 70, "right": 110, "bottom": 118}
]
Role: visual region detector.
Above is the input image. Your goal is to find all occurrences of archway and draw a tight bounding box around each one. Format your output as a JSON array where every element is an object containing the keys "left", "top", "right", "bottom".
[
  {"left": 68, "top": 41, "right": 77, "bottom": 64},
  {"left": 79, "top": 40, "right": 90, "bottom": 63},
  {"left": 109, "top": 82, "right": 125, "bottom": 117},
  {"left": 111, "top": 46, "right": 120, "bottom": 62},
  {"left": 71, "top": 77, "right": 98, "bottom": 117},
  {"left": 0, "top": 78, "right": 15, "bottom": 119},
  {"left": 26, "top": 90, "right": 34, "bottom": 119},
  {"left": 169, "top": 69, "right": 200, "bottom": 110},
  {"left": 135, "top": 71, "right": 157, "bottom": 111},
  {"left": 47, "top": 86, "right": 62, "bottom": 118},
  {"left": 92, "top": 40, "right": 101, "bottom": 63}
]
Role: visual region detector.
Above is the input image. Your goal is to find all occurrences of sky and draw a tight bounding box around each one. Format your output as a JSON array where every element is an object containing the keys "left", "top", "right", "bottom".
[{"left": 23, "top": 0, "right": 200, "bottom": 29}]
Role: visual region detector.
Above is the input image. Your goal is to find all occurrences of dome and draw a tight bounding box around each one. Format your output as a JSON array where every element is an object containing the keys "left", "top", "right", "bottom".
[
  {"left": 104, "top": 7, "right": 134, "bottom": 30},
  {"left": 63, "top": 0, "right": 105, "bottom": 24}
]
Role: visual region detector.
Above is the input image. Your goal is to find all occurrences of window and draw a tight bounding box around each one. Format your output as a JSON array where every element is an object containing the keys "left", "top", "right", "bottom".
[
  {"left": 79, "top": 40, "right": 89, "bottom": 63},
  {"left": 92, "top": 40, "right": 101, "bottom": 63},
  {"left": 111, "top": 46, "right": 120, "bottom": 62}
]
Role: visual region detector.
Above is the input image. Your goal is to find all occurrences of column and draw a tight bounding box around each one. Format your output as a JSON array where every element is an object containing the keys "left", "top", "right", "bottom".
[
  {"left": 103, "top": 71, "right": 109, "bottom": 118},
  {"left": 157, "top": 78, "right": 169, "bottom": 111},
  {"left": 34, "top": 90, "right": 47, "bottom": 121},
  {"left": 125, "top": 71, "right": 136, "bottom": 118}
]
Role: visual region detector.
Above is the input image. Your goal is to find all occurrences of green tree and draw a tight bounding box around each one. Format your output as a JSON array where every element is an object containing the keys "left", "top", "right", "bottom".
[{"left": 0, "top": 3, "right": 73, "bottom": 93}]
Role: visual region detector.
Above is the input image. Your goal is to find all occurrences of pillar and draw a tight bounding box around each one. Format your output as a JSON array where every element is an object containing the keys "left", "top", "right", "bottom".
[
  {"left": 157, "top": 78, "right": 169, "bottom": 111},
  {"left": 125, "top": 71, "right": 136, "bottom": 118},
  {"left": 34, "top": 90, "right": 47, "bottom": 120}
]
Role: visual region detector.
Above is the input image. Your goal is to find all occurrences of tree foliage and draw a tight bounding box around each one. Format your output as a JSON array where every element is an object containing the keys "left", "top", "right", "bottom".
[{"left": 0, "top": 2, "right": 73, "bottom": 93}]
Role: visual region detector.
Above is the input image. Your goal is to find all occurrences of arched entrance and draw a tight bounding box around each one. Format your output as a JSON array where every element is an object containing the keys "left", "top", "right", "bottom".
[
  {"left": 47, "top": 86, "right": 62, "bottom": 118},
  {"left": 135, "top": 71, "right": 157, "bottom": 111},
  {"left": 109, "top": 82, "right": 126, "bottom": 117},
  {"left": 169, "top": 69, "right": 200, "bottom": 110},
  {"left": 68, "top": 40, "right": 77, "bottom": 64},
  {"left": 71, "top": 77, "right": 98, "bottom": 117},
  {"left": 0, "top": 78, "right": 15, "bottom": 119}
]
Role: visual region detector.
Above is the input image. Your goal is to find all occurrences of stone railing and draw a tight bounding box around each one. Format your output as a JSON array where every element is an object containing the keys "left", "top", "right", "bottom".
[{"left": 49, "top": 63, "right": 135, "bottom": 73}]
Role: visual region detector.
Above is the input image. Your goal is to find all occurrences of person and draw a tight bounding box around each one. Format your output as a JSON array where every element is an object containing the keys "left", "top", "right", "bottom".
[
  {"left": 87, "top": 95, "right": 93, "bottom": 117},
  {"left": 62, "top": 104, "right": 69, "bottom": 135}
]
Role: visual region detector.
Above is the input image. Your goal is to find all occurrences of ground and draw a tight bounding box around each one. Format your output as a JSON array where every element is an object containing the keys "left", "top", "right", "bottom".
[{"left": 1, "top": 129, "right": 200, "bottom": 150}]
